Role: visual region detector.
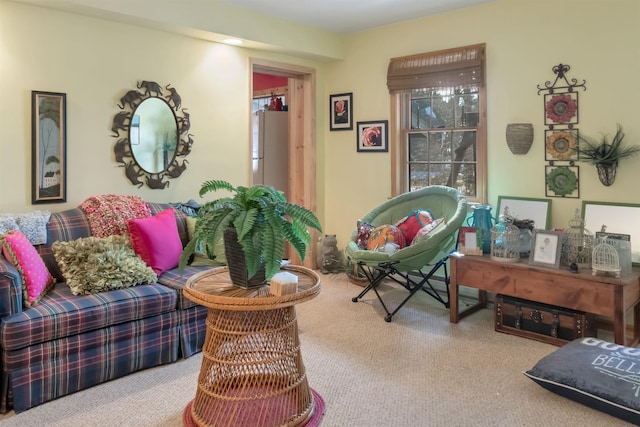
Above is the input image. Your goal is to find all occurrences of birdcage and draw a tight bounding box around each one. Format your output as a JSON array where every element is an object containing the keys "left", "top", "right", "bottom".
[
  {"left": 592, "top": 239, "right": 621, "bottom": 278},
  {"left": 490, "top": 209, "right": 521, "bottom": 263},
  {"left": 560, "top": 209, "right": 594, "bottom": 268}
]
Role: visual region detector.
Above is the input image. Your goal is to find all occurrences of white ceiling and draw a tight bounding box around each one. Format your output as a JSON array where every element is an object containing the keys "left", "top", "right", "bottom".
[
  {"left": 216, "top": 0, "right": 493, "bottom": 33},
  {"left": 11, "top": 0, "right": 494, "bottom": 35}
]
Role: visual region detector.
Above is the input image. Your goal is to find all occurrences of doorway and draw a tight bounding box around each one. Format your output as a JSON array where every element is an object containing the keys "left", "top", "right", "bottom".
[{"left": 250, "top": 59, "right": 317, "bottom": 268}]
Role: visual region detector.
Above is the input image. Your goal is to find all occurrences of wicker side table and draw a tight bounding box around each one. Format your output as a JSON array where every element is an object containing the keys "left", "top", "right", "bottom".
[{"left": 183, "top": 265, "right": 321, "bottom": 427}]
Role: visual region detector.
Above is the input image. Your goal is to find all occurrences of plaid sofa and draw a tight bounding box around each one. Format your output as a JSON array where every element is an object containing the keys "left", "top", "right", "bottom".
[{"left": 0, "top": 203, "right": 209, "bottom": 413}]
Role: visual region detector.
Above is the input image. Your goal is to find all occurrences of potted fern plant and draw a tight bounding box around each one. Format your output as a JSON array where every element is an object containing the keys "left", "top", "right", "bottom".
[
  {"left": 179, "top": 179, "right": 322, "bottom": 288},
  {"left": 578, "top": 124, "right": 640, "bottom": 186}
]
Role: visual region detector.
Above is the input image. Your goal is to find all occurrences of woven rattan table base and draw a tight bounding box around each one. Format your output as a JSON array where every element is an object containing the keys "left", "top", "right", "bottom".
[
  {"left": 182, "top": 388, "right": 324, "bottom": 427},
  {"left": 183, "top": 266, "right": 321, "bottom": 426}
]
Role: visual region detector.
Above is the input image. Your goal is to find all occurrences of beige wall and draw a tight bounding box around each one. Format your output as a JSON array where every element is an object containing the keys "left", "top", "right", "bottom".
[
  {"left": 323, "top": 0, "right": 640, "bottom": 245},
  {"left": 2, "top": 0, "right": 639, "bottom": 250}
]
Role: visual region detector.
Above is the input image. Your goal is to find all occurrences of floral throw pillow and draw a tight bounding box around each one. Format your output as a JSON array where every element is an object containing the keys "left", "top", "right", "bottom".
[
  {"left": 355, "top": 221, "right": 375, "bottom": 249},
  {"left": 366, "top": 224, "right": 406, "bottom": 251},
  {"left": 1, "top": 230, "right": 55, "bottom": 307}
]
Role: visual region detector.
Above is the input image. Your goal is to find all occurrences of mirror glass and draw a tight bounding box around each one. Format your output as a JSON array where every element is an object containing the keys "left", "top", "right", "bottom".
[{"left": 130, "top": 98, "right": 178, "bottom": 174}]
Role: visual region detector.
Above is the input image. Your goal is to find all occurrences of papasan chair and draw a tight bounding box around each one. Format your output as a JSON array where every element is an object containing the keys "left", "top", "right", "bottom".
[{"left": 346, "top": 185, "right": 468, "bottom": 322}]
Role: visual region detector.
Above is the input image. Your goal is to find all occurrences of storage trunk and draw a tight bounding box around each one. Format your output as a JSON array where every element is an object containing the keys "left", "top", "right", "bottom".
[{"left": 494, "top": 295, "right": 597, "bottom": 346}]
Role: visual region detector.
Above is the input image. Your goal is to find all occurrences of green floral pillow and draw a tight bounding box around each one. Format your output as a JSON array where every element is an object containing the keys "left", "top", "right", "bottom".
[{"left": 52, "top": 235, "right": 157, "bottom": 295}]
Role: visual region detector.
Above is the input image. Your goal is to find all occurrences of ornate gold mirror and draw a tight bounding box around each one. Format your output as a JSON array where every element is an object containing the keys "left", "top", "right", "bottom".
[{"left": 111, "top": 81, "right": 193, "bottom": 189}]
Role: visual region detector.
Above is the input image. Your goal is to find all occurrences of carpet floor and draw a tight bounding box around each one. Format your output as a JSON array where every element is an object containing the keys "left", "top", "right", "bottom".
[{"left": 0, "top": 272, "right": 632, "bottom": 426}]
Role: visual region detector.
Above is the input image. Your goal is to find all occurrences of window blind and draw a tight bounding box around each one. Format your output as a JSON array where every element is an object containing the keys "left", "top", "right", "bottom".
[{"left": 387, "top": 44, "right": 485, "bottom": 93}]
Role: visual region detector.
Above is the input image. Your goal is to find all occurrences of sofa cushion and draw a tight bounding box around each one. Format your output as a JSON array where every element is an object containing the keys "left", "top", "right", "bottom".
[
  {"left": 525, "top": 337, "right": 640, "bottom": 424},
  {"left": 51, "top": 235, "right": 157, "bottom": 295},
  {"left": 128, "top": 208, "right": 182, "bottom": 275},
  {"left": 0, "top": 282, "right": 176, "bottom": 351},
  {"left": 37, "top": 208, "right": 94, "bottom": 282},
  {"left": 1, "top": 230, "right": 55, "bottom": 307},
  {"left": 157, "top": 265, "right": 214, "bottom": 310}
]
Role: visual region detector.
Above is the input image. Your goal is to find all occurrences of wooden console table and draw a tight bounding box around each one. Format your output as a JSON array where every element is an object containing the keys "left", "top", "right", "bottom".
[{"left": 449, "top": 253, "right": 640, "bottom": 346}]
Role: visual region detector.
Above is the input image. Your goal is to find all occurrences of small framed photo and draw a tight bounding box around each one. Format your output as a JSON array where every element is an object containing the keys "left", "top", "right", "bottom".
[
  {"left": 457, "top": 226, "right": 483, "bottom": 255},
  {"left": 356, "top": 120, "right": 388, "bottom": 152},
  {"left": 32, "top": 91, "right": 67, "bottom": 204},
  {"left": 329, "top": 92, "right": 353, "bottom": 131},
  {"left": 529, "top": 230, "right": 562, "bottom": 268}
]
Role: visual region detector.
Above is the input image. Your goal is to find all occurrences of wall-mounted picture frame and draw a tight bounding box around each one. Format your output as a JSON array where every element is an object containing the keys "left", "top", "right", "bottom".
[
  {"left": 329, "top": 92, "right": 353, "bottom": 131},
  {"left": 496, "top": 196, "right": 552, "bottom": 230},
  {"left": 32, "top": 91, "right": 67, "bottom": 204},
  {"left": 582, "top": 200, "right": 640, "bottom": 265},
  {"left": 545, "top": 165, "right": 579, "bottom": 198},
  {"left": 529, "top": 230, "right": 562, "bottom": 268},
  {"left": 357, "top": 120, "right": 388, "bottom": 152}
]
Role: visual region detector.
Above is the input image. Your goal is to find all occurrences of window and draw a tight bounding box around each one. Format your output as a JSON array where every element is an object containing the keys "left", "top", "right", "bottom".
[{"left": 388, "top": 44, "right": 487, "bottom": 204}]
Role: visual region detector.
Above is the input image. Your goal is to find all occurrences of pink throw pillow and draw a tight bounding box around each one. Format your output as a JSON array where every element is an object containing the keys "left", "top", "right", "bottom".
[
  {"left": 1, "top": 230, "right": 55, "bottom": 307},
  {"left": 127, "top": 208, "right": 182, "bottom": 275}
]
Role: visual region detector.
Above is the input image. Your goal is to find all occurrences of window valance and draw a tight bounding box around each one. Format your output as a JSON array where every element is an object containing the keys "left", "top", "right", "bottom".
[{"left": 387, "top": 44, "right": 485, "bottom": 93}]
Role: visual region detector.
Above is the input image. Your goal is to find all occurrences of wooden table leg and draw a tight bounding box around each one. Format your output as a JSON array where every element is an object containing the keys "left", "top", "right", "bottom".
[
  {"left": 450, "top": 257, "right": 460, "bottom": 323},
  {"left": 614, "top": 289, "right": 625, "bottom": 345}
]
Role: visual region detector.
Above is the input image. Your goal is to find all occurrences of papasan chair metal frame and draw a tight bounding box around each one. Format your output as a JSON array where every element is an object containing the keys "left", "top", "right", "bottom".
[{"left": 346, "top": 185, "right": 468, "bottom": 322}]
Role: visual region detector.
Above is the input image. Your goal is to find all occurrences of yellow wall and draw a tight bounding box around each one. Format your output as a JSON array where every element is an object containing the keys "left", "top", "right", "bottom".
[
  {"left": 324, "top": 0, "right": 640, "bottom": 245},
  {"left": 0, "top": 1, "right": 326, "bottom": 213},
  {"left": 2, "top": 0, "right": 639, "bottom": 250}
]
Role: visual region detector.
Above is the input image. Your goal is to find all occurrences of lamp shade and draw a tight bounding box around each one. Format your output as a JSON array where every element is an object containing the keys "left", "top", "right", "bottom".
[{"left": 506, "top": 123, "right": 534, "bottom": 154}]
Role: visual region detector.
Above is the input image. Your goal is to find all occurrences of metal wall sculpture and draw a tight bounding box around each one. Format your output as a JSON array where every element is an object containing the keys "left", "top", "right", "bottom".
[
  {"left": 537, "top": 64, "right": 586, "bottom": 198},
  {"left": 111, "top": 81, "right": 193, "bottom": 189}
]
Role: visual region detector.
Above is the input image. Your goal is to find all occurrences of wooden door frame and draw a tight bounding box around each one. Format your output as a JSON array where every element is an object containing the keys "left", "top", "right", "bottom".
[{"left": 250, "top": 59, "right": 317, "bottom": 268}]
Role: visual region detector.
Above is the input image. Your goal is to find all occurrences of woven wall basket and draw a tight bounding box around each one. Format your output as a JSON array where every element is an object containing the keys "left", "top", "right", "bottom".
[
  {"left": 223, "top": 227, "right": 266, "bottom": 288},
  {"left": 506, "top": 123, "right": 534, "bottom": 155}
]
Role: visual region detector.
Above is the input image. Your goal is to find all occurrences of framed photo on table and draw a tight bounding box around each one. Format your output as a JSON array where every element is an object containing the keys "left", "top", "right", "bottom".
[
  {"left": 329, "top": 92, "right": 353, "bottom": 131},
  {"left": 356, "top": 120, "right": 388, "bottom": 152},
  {"left": 529, "top": 230, "right": 562, "bottom": 268},
  {"left": 32, "top": 91, "right": 67, "bottom": 204}
]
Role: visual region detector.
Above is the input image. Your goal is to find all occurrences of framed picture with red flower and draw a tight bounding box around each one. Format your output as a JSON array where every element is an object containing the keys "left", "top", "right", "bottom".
[
  {"left": 545, "top": 165, "right": 579, "bottom": 198},
  {"left": 329, "top": 92, "right": 353, "bottom": 131},
  {"left": 545, "top": 128, "right": 579, "bottom": 161},
  {"left": 544, "top": 92, "right": 578, "bottom": 127},
  {"left": 357, "top": 120, "right": 388, "bottom": 152}
]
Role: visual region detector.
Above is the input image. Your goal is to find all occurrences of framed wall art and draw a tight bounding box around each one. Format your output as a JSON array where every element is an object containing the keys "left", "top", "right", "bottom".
[
  {"left": 329, "top": 92, "right": 353, "bottom": 131},
  {"left": 544, "top": 92, "right": 579, "bottom": 127},
  {"left": 545, "top": 128, "right": 578, "bottom": 161},
  {"left": 356, "top": 120, "right": 388, "bottom": 152},
  {"left": 529, "top": 230, "right": 562, "bottom": 268},
  {"left": 582, "top": 201, "right": 640, "bottom": 265},
  {"left": 545, "top": 165, "right": 579, "bottom": 198},
  {"left": 32, "top": 91, "right": 67, "bottom": 204},
  {"left": 495, "top": 196, "right": 552, "bottom": 229}
]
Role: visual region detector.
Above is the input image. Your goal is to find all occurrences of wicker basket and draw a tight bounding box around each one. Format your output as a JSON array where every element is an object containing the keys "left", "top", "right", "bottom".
[
  {"left": 506, "top": 123, "right": 534, "bottom": 155},
  {"left": 223, "top": 228, "right": 266, "bottom": 288}
]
